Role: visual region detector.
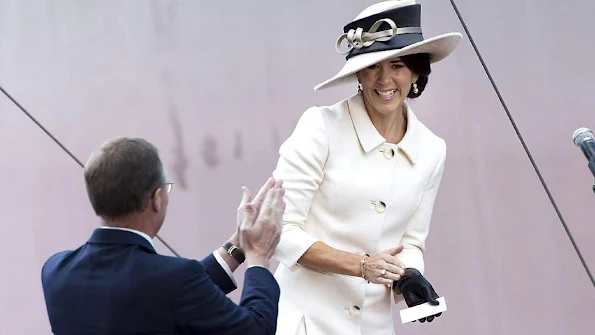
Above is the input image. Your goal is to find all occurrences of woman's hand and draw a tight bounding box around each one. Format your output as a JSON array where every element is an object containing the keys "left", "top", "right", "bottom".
[{"left": 364, "top": 246, "right": 406, "bottom": 285}]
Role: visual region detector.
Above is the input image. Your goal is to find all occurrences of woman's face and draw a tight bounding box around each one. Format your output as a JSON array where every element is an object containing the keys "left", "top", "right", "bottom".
[{"left": 357, "top": 57, "right": 418, "bottom": 116}]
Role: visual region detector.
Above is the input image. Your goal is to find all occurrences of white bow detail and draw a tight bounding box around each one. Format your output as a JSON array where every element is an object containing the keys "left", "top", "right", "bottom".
[
  {"left": 336, "top": 18, "right": 399, "bottom": 54},
  {"left": 335, "top": 18, "right": 423, "bottom": 55}
]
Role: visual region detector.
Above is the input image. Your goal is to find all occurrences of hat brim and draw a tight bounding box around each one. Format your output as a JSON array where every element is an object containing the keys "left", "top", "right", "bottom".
[{"left": 314, "top": 32, "right": 462, "bottom": 91}]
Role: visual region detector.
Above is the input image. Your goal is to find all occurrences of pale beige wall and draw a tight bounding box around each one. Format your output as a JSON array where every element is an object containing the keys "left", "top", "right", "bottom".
[{"left": 1, "top": 0, "right": 594, "bottom": 334}]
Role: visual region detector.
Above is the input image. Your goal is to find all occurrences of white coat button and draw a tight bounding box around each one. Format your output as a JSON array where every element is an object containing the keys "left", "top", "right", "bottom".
[
  {"left": 382, "top": 148, "right": 395, "bottom": 159},
  {"left": 349, "top": 306, "right": 361, "bottom": 317},
  {"left": 374, "top": 201, "right": 386, "bottom": 213}
]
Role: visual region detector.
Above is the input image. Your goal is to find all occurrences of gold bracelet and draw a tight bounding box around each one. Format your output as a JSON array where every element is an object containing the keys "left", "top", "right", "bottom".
[{"left": 360, "top": 253, "right": 370, "bottom": 283}]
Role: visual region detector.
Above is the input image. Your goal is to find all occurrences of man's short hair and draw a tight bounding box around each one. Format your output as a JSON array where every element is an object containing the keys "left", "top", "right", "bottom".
[{"left": 84, "top": 137, "right": 166, "bottom": 219}]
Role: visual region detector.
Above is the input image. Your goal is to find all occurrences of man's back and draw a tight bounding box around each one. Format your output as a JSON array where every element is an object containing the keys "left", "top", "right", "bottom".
[{"left": 41, "top": 228, "right": 280, "bottom": 335}]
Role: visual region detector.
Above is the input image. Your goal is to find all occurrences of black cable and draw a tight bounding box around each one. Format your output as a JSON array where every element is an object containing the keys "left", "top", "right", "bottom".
[
  {"left": 0, "top": 84, "right": 181, "bottom": 258},
  {"left": 449, "top": 0, "right": 594, "bottom": 288}
]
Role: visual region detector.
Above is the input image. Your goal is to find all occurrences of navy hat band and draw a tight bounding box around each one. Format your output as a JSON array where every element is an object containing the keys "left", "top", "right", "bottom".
[{"left": 335, "top": 4, "right": 425, "bottom": 60}]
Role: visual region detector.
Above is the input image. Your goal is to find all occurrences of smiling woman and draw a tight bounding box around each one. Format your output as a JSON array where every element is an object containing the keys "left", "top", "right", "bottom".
[
  {"left": 357, "top": 53, "right": 431, "bottom": 144},
  {"left": 269, "top": 1, "right": 462, "bottom": 334}
]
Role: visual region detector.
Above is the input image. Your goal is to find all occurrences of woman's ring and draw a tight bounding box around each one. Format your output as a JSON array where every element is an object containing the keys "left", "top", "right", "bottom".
[{"left": 380, "top": 269, "right": 387, "bottom": 277}]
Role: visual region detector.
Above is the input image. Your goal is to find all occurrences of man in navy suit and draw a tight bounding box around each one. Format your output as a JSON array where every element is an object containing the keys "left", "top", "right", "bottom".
[{"left": 41, "top": 137, "right": 285, "bottom": 334}]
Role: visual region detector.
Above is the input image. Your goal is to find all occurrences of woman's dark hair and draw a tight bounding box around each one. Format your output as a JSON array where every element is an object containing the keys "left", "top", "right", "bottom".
[{"left": 400, "top": 53, "right": 431, "bottom": 99}]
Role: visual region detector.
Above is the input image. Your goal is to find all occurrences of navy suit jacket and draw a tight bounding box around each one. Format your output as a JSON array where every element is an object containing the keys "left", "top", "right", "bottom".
[{"left": 41, "top": 228, "right": 280, "bottom": 335}]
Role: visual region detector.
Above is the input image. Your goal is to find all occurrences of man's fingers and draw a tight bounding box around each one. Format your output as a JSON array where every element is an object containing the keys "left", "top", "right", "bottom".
[
  {"left": 273, "top": 188, "right": 286, "bottom": 225},
  {"left": 251, "top": 177, "right": 276, "bottom": 210},
  {"left": 237, "top": 187, "right": 255, "bottom": 228},
  {"left": 241, "top": 203, "right": 256, "bottom": 227},
  {"left": 274, "top": 179, "right": 284, "bottom": 189},
  {"left": 237, "top": 186, "right": 252, "bottom": 211},
  {"left": 272, "top": 187, "right": 285, "bottom": 206},
  {"left": 270, "top": 189, "right": 282, "bottom": 212},
  {"left": 255, "top": 188, "right": 276, "bottom": 222}
]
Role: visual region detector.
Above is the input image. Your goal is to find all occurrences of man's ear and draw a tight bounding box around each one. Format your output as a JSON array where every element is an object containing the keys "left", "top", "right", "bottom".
[{"left": 151, "top": 188, "right": 163, "bottom": 213}]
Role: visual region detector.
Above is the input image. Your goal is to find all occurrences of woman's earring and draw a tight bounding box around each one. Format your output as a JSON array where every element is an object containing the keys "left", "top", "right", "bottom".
[
  {"left": 358, "top": 83, "right": 363, "bottom": 93},
  {"left": 412, "top": 82, "right": 419, "bottom": 94}
]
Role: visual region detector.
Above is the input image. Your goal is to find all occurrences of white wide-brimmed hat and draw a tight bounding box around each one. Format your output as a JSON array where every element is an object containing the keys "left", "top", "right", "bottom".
[{"left": 314, "top": 0, "right": 462, "bottom": 91}]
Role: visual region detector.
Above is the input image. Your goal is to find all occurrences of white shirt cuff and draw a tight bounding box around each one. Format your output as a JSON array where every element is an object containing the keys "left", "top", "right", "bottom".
[{"left": 212, "top": 251, "right": 237, "bottom": 287}]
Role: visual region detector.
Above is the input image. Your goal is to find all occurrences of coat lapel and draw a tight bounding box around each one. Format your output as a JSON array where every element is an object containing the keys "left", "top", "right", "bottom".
[{"left": 346, "top": 93, "right": 420, "bottom": 165}]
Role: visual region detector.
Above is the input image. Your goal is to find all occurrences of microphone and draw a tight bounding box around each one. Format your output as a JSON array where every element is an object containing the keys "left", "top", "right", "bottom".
[{"left": 572, "top": 127, "right": 595, "bottom": 178}]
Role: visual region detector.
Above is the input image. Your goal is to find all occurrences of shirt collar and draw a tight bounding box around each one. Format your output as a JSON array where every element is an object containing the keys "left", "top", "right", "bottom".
[
  {"left": 100, "top": 226, "right": 155, "bottom": 249},
  {"left": 347, "top": 93, "right": 420, "bottom": 165}
]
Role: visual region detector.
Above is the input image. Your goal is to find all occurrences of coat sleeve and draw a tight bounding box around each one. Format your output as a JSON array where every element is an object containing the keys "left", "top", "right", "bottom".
[
  {"left": 199, "top": 253, "right": 237, "bottom": 295},
  {"left": 271, "top": 107, "right": 329, "bottom": 270},
  {"left": 396, "top": 139, "right": 447, "bottom": 275},
  {"left": 175, "top": 261, "right": 280, "bottom": 335}
]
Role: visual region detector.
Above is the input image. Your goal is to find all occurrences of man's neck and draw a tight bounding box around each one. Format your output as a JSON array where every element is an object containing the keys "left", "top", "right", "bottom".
[
  {"left": 100, "top": 226, "right": 155, "bottom": 248},
  {"left": 102, "top": 215, "right": 155, "bottom": 238}
]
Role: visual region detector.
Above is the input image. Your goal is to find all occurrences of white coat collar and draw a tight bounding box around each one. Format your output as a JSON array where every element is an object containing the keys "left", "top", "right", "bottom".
[{"left": 346, "top": 93, "right": 420, "bottom": 164}]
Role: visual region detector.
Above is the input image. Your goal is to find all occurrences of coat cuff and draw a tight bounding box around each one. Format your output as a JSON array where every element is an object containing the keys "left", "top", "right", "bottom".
[
  {"left": 395, "top": 247, "right": 424, "bottom": 275},
  {"left": 273, "top": 225, "right": 319, "bottom": 271},
  {"left": 212, "top": 251, "right": 238, "bottom": 287}
]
